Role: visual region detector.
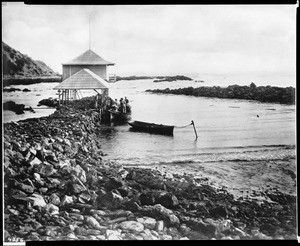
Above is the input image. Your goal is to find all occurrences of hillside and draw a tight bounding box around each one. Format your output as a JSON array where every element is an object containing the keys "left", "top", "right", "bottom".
[{"left": 2, "top": 42, "right": 60, "bottom": 78}]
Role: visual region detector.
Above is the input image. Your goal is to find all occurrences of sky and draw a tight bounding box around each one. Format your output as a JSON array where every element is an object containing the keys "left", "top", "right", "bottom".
[{"left": 2, "top": 3, "right": 297, "bottom": 78}]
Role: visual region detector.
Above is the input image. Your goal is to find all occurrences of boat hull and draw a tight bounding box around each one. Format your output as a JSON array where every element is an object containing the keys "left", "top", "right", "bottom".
[
  {"left": 109, "top": 110, "right": 131, "bottom": 122},
  {"left": 128, "top": 121, "right": 174, "bottom": 135}
]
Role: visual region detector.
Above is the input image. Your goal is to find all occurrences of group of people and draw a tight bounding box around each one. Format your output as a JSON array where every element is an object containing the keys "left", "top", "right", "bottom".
[
  {"left": 94, "top": 94, "right": 131, "bottom": 114},
  {"left": 112, "top": 97, "right": 131, "bottom": 114}
]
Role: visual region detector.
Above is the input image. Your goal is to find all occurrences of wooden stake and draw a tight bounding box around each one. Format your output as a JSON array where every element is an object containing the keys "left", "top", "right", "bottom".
[{"left": 191, "top": 120, "right": 198, "bottom": 139}]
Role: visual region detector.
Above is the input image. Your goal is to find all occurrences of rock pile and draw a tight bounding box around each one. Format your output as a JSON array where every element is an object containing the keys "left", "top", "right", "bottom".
[{"left": 3, "top": 98, "right": 297, "bottom": 241}]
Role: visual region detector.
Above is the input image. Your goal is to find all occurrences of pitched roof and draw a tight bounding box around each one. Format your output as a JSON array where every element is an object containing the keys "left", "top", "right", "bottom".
[
  {"left": 62, "top": 49, "right": 114, "bottom": 65},
  {"left": 53, "top": 69, "right": 110, "bottom": 90}
]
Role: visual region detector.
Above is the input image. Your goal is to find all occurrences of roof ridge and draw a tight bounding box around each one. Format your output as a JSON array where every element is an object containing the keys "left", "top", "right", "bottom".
[
  {"left": 53, "top": 68, "right": 110, "bottom": 90},
  {"left": 62, "top": 49, "right": 114, "bottom": 65}
]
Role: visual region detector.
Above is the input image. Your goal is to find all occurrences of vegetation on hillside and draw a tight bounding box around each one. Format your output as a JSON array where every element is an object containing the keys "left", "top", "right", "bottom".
[{"left": 2, "top": 42, "right": 60, "bottom": 77}]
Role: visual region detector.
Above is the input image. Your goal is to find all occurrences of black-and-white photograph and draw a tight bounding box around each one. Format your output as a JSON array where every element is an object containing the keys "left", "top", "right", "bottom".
[{"left": 2, "top": 3, "right": 297, "bottom": 242}]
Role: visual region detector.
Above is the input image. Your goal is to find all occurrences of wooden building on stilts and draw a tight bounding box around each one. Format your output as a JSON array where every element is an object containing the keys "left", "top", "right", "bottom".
[{"left": 53, "top": 49, "right": 115, "bottom": 120}]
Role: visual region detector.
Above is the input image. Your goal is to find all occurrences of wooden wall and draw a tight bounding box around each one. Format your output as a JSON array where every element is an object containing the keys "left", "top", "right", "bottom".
[{"left": 62, "top": 65, "right": 107, "bottom": 81}]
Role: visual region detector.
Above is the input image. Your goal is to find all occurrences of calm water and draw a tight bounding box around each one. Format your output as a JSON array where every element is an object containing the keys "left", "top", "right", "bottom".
[{"left": 3, "top": 76, "right": 296, "bottom": 168}]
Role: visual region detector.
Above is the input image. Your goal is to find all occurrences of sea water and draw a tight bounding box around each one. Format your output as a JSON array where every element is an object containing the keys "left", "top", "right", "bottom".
[{"left": 3, "top": 74, "right": 296, "bottom": 196}]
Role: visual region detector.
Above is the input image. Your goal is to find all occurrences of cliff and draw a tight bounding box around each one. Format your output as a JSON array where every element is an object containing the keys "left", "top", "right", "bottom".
[{"left": 2, "top": 42, "right": 60, "bottom": 77}]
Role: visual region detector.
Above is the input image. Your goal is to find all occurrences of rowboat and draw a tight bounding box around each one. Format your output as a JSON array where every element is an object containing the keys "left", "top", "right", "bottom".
[
  {"left": 108, "top": 109, "right": 131, "bottom": 122},
  {"left": 128, "top": 120, "right": 174, "bottom": 135}
]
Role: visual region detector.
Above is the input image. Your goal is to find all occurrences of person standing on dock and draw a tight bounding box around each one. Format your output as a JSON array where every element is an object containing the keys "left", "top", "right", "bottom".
[
  {"left": 119, "top": 98, "right": 126, "bottom": 113},
  {"left": 125, "top": 97, "right": 129, "bottom": 104},
  {"left": 125, "top": 96, "right": 131, "bottom": 113}
]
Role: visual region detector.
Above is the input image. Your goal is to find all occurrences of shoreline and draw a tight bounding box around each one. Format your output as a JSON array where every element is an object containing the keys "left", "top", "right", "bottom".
[
  {"left": 3, "top": 99, "right": 297, "bottom": 241},
  {"left": 3, "top": 76, "right": 62, "bottom": 87}
]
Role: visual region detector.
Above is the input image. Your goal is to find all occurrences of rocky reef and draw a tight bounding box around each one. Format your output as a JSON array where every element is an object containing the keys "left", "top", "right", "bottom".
[
  {"left": 3, "top": 101, "right": 35, "bottom": 115},
  {"left": 153, "top": 75, "right": 192, "bottom": 82},
  {"left": 3, "top": 98, "right": 297, "bottom": 242},
  {"left": 115, "top": 75, "right": 192, "bottom": 82},
  {"left": 146, "top": 83, "right": 295, "bottom": 105}
]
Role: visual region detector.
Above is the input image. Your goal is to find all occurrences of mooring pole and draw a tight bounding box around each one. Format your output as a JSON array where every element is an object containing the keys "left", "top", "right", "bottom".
[{"left": 191, "top": 120, "right": 198, "bottom": 139}]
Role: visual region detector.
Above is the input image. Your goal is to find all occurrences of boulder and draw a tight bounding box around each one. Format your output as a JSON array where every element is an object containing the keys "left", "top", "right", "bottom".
[
  {"left": 11, "top": 151, "right": 25, "bottom": 165},
  {"left": 44, "top": 203, "right": 59, "bottom": 215},
  {"left": 19, "top": 182, "right": 35, "bottom": 194},
  {"left": 52, "top": 142, "right": 64, "bottom": 152},
  {"left": 156, "top": 192, "right": 179, "bottom": 208},
  {"left": 136, "top": 216, "right": 157, "bottom": 230},
  {"left": 34, "top": 163, "right": 56, "bottom": 177},
  {"left": 5, "top": 167, "right": 18, "bottom": 177},
  {"left": 30, "top": 157, "right": 42, "bottom": 166},
  {"left": 69, "top": 182, "right": 86, "bottom": 194},
  {"left": 60, "top": 195, "right": 74, "bottom": 206},
  {"left": 104, "top": 177, "right": 125, "bottom": 191},
  {"left": 118, "top": 221, "right": 144, "bottom": 233},
  {"left": 28, "top": 194, "right": 47, "bottom": 208},
  {"left": 71, "top": 165, "right": 86, "bottom": 183},
  {"left": 63, "top": 138, "right": 72, "bottom": 147},
  {"left": 140, "top": 192, "right": 156, "bottom": 205},
  {"left": 209, "top": 205, "right": 228, "bottom": 218},
  {"left": 161, "top": 235, "right": 173, "bottom": 240},
  {"left": 101, "top": 191, "right": 124, "bottom": 210},
  {"left": 106, "top": 229, "right": 122, "bottom": 240},
  {"left": 10, "top": 189, "right": 29, "bottom": 202},
  {"left": 85, "top": 216, "right": 102, "bottom": 230},
  {"left": 140, "top": 204, "right": 180, "bottom": 227},
  {"left": 155, "top": 220, "right": 164, "bottom": 231},
  {"left": 186, "top": 218, "right": 217, "bottom": 237},
  {"left": 49, "top": 193, "right": 61, "bottom": 206}
]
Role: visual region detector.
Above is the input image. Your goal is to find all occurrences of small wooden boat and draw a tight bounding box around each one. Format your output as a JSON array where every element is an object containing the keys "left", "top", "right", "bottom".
[
  {"left": 128, "top": 120, "right": 174, "bottom": 135},
  {"left": 108, "top": 109, "right": 131, "bottom": 122}
]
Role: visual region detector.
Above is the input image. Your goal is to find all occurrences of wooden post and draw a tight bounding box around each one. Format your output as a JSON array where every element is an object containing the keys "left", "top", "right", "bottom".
[{"left": 191, "top": 120, "right": 198, "bottom": 139}]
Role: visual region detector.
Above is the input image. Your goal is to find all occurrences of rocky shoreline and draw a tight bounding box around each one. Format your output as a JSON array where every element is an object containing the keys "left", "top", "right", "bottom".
[
  {"left": 3, "top": 99, "right": 297, "bottom": 241},
  {"left": 3, "top": 76, "right": 62, "bottom": 87}
]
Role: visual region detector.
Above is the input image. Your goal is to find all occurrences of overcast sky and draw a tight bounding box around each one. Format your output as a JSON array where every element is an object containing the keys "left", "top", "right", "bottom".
[{"left": 2, "top": 3, "right": 296, "bottom": 77}]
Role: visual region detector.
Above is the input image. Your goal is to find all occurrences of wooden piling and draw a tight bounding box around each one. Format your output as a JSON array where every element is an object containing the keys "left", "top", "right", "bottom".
[{"left": 191, "top": 120, "right": 198, "bottom": 139}]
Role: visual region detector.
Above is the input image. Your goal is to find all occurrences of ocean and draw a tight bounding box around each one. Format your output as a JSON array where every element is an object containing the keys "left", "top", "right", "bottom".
[{"left": 3, "top": 73, "right": 296, "bottom": 198}]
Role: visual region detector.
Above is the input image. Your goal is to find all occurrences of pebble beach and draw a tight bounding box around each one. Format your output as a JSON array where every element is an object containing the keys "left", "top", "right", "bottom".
[{"left": 3, "top": 98, "right": 297, "bottom": 242}]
